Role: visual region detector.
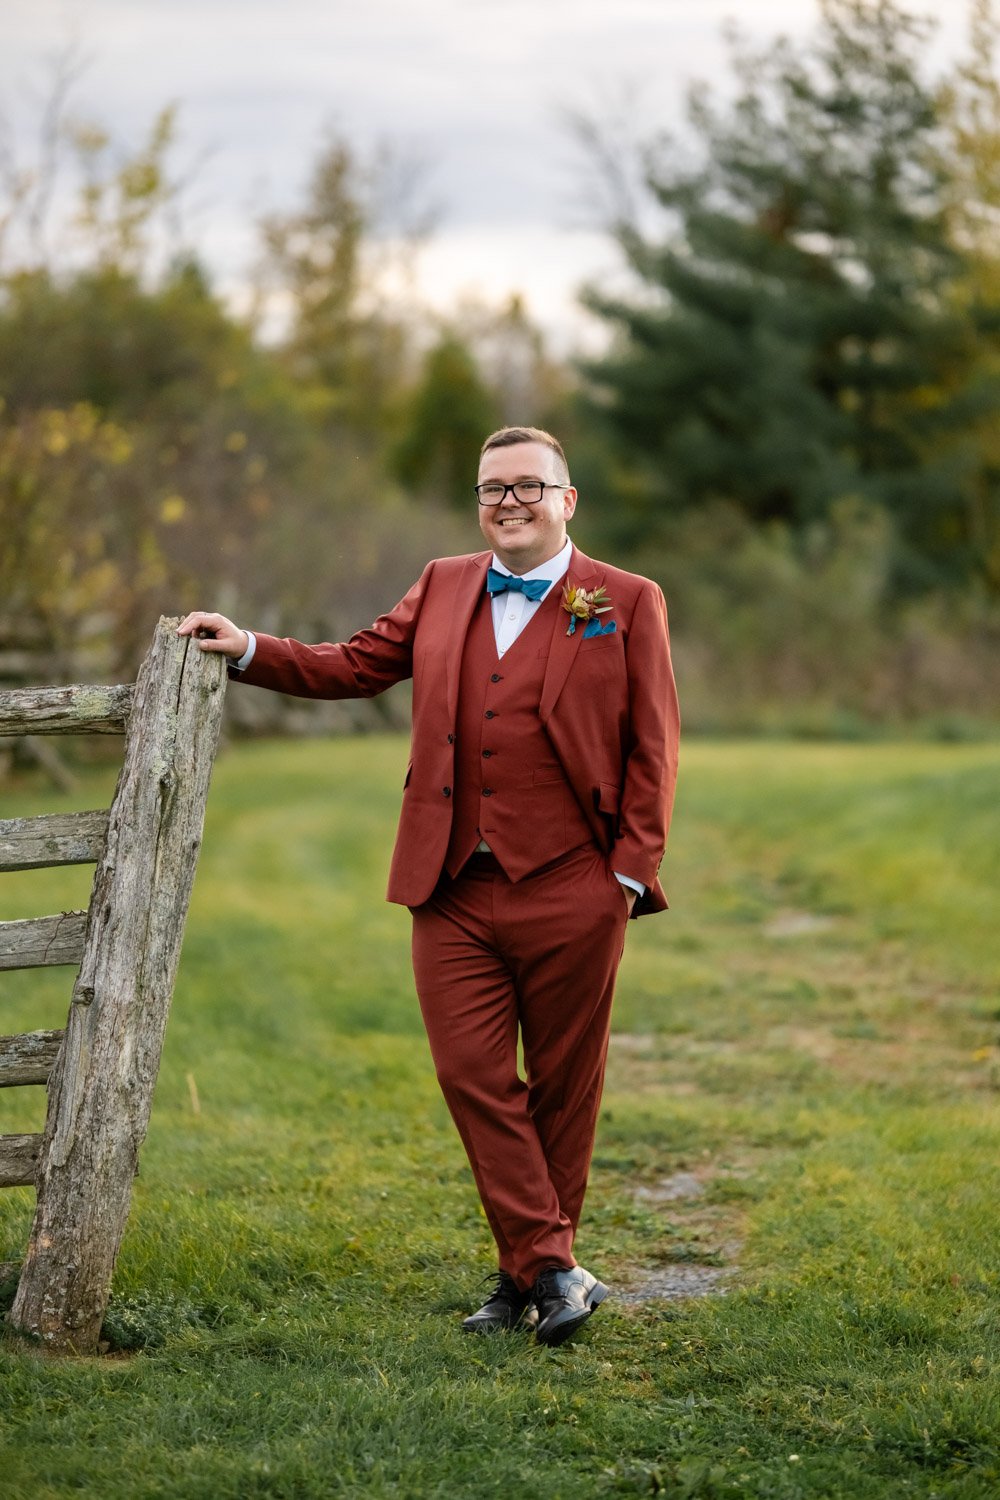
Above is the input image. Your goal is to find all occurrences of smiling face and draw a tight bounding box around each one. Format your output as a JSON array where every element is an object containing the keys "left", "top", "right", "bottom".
[{"left": 477, "top": 440, "right": 577, "bottom": 575}]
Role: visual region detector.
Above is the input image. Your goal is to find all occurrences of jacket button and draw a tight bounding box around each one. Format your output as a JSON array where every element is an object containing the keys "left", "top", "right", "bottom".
[
  {"left": 442, "top": 786, "right": 451, "bottom": 797},
  {"left": 490, "top": 673, "right": 501, "bottom": 683},
  {"left": 485, "top": 710, "right": 495, "bottom": 719},
  {"left": 447, "top": 733, "right": 455, "bottom": 743},
  {"left": 482, "top": 787, "right": 494, "bottom": 797},
  {"left": 482, "top": 750, "right": 493, "bottom": 758}
]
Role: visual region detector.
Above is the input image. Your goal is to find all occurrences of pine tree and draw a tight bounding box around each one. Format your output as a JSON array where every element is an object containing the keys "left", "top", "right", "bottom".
[
  {"left": 391, "top": 334, "right": 500, "bottom": 508},
  {"left": 583, "top": 0, "right": 985, "bottom": 590},
  {"left": 939, "top": 0, "right": 1000, "bottom": 590}
]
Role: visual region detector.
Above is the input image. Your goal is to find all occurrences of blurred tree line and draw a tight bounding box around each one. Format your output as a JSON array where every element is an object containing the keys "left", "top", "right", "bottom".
[
  {"left": 574, "top": 0, "right": 1000, "bottom": 731},
  {"left": 1, "top": 0, "right": 998, "bottom": 740}
]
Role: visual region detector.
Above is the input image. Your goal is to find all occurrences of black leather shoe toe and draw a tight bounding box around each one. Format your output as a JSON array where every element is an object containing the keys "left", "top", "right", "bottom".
[
  {"left": 461, "top": 1271, "right": 533, "bottom": 1333},
  {"left": 533, "top": 1265, "right": 609, "bottom": 1347}
]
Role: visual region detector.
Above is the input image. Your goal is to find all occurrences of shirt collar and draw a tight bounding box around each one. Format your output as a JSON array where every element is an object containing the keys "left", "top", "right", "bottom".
[{"left": 489, "top": 537, "right": 572, "bottom": 596}]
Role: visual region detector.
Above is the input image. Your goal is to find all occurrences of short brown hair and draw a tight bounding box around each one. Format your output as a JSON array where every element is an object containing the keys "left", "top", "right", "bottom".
[{"left": 479, "top": 426, "right": 570, "bottom": 484}]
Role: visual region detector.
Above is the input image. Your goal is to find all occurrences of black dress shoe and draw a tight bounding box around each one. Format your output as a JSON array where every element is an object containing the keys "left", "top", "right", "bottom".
[
  {"left": 461, "top": 1271, "right": 533, "bottom": 1333},
  {"left": 533, "top": 1265, "right": 609, "bottom": 1347}
]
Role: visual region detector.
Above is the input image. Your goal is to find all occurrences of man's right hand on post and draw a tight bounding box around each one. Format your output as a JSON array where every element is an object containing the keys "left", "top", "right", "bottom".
[{"left": 176, "top": 612, "right": 249, "bottom": 659}]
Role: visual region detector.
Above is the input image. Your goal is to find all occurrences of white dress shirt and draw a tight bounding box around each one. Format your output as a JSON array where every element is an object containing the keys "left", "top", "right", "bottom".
[
  {"left": 485, "top": 539, "right": 642, "bottom": 899},
  {"left": 487, "top": 538, "right": 572, "bottom": 655}
]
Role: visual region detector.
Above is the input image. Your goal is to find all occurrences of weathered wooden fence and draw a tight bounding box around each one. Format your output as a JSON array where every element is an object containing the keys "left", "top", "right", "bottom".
[{"left": 0, "top": 617, "right": 227, "bottom": 1352}]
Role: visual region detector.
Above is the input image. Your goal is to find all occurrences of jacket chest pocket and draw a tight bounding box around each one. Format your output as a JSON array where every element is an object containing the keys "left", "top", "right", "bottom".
[
  {"left": 573, "top": 637, "right": 626, "bottom": 690},
  {"left": 577, "top": 629, "right": 625, "bottom": 656}
]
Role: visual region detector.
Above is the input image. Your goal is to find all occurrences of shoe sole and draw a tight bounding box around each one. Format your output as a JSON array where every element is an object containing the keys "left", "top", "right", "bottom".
[{"left": 535, "top": 1282, "right": 609, "bottom": 1347}]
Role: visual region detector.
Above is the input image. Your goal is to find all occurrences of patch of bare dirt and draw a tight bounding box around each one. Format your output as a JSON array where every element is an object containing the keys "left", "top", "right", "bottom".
[
  {"left": 763, "top": 910, "right": 836, "bottom": 938},
  {"left": 634, "top": 1170, "right": 705, "bottom": 1204},
  {"left": 613, "top": 1156, "right": 752, "bottom": 1305},
  {"left": 616, "top": 1265, "right": 733, "bottom": 1303}
]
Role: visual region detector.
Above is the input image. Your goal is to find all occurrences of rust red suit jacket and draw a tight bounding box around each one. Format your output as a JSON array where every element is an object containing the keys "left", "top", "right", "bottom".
[{"left": 235, "top": 545, "right": 680, "bottom": 916}]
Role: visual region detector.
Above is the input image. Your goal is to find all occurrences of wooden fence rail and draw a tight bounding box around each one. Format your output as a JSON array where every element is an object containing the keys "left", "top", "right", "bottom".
[
  {"left": 0, "top": 811, "right": 110, "bottom": 871},
  {"left": 0, "top": 1030, "right": 63, "bottom": 1088},
  {"left": 0, "top": 684, "right": 133, "bottom": 737},
  {"left": 0, "top": 1135, "right": 42, "bottom": 1190},
  {"left": 1, "top": 618, "right": 227, "bottom": 1352},
  {"left": 0, "top": 912, "right": 88, "bottom": 971}
]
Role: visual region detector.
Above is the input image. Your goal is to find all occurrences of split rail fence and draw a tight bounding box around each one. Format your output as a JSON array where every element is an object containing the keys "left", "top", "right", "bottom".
[{"left": 0, "top": 617, "right": 227, "bottom": 1353}]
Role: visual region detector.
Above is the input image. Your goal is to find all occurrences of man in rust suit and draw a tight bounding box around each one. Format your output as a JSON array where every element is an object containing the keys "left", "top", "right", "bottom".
[{"left": 178, "top": 426, "right": 679, "bottom": 1347}]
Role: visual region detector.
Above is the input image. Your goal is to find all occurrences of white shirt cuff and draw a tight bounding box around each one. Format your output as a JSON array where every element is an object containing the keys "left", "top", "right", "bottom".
[
  {"left": 233, "top": 631, "right": 256, "bottom": 671},
  {"left": 614, "top": 873, "right": 645, "bottom": 897}
]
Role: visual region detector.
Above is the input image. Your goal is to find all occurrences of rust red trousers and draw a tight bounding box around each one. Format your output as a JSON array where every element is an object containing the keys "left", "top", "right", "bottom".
[{"left": 410, "top": 843, "right": 630, "bottom": 1290}]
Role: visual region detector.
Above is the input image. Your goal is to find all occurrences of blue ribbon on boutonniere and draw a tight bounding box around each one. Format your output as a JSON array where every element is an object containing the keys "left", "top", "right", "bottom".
[
  {"left": 562, "top": 580, "right": 615, "bottom": 637},
  {"left": 582, "top": 617, "right": 617, "bottom": 639}
]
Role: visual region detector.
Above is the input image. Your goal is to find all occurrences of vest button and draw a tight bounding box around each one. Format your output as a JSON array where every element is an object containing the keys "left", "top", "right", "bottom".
[
  {"left": 442, "top": 786, "right": 452, "bottom": 797},
  {"left": 482, "top": 787, "right": 494, "bottom": 797},
  {"left": 484, "top": 710, "right": 496, "bottom": 719},
  {"left": 447, "top": 733, "right": 455, "bottom": 743},
  {"left": 490, "top": 673, "right": 502, "bottom": 683},
  {"left": 482, "top": 750, "right": 492, "bottom": 758}
]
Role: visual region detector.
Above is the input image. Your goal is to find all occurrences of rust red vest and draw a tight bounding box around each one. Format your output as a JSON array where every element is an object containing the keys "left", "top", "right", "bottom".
[{"left": 444, "top": 588, "right": 594, "bottom": 881}]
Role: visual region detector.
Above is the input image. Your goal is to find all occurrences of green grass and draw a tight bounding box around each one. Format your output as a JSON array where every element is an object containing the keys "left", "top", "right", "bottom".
[{"left": 2, "top": 736, "right": 999, "bottom": 1498}]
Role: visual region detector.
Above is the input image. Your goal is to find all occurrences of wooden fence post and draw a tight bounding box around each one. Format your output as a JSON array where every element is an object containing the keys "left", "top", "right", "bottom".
[{"left": 8, "top": 619, "right": 227, "bottom": 1352}]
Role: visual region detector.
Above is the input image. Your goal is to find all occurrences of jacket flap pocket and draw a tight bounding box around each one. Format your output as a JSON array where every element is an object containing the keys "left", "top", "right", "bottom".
[{"left": 595, "top": 782, "right": 620, "bottom": 814}]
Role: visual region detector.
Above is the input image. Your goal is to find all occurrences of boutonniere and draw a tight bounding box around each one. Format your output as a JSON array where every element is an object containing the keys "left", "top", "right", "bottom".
[{"left": 561, "top": 581, "right": 616, "bottom": 638}]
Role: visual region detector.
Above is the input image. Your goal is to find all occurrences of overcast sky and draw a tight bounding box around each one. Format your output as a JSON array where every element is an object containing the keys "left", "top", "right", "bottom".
[{"left": 1, "top": 0, "right": 970, "bottom": 347}]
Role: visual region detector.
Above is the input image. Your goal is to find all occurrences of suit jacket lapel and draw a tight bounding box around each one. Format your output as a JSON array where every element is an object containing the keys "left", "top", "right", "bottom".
[
  {"left": 445, "top": 552, "right": 489, "bottom": 726},
  {"left": 540, "top": 545, "right": 600, "bottom": 721}
]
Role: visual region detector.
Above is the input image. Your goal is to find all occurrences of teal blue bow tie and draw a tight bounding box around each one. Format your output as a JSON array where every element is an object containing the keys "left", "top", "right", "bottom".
[{"left": 486, "top": 567, "right": 551, "bottom": 602}]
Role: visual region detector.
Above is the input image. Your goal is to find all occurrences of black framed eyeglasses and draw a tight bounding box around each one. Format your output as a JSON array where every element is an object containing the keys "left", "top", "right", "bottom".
[{"left": 475, "top": 481, "right": 569, "bottom": 506}]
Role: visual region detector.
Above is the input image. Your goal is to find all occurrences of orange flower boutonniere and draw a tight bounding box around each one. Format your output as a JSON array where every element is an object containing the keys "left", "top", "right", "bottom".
[{"left": 561, "top": 582, "right": 616, "bottom": 638}]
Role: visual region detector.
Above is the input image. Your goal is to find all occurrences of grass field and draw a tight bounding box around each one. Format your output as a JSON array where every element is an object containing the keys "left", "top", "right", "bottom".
[{"left": 1, "top": 735, "right": 999, "bottom": 1499}]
